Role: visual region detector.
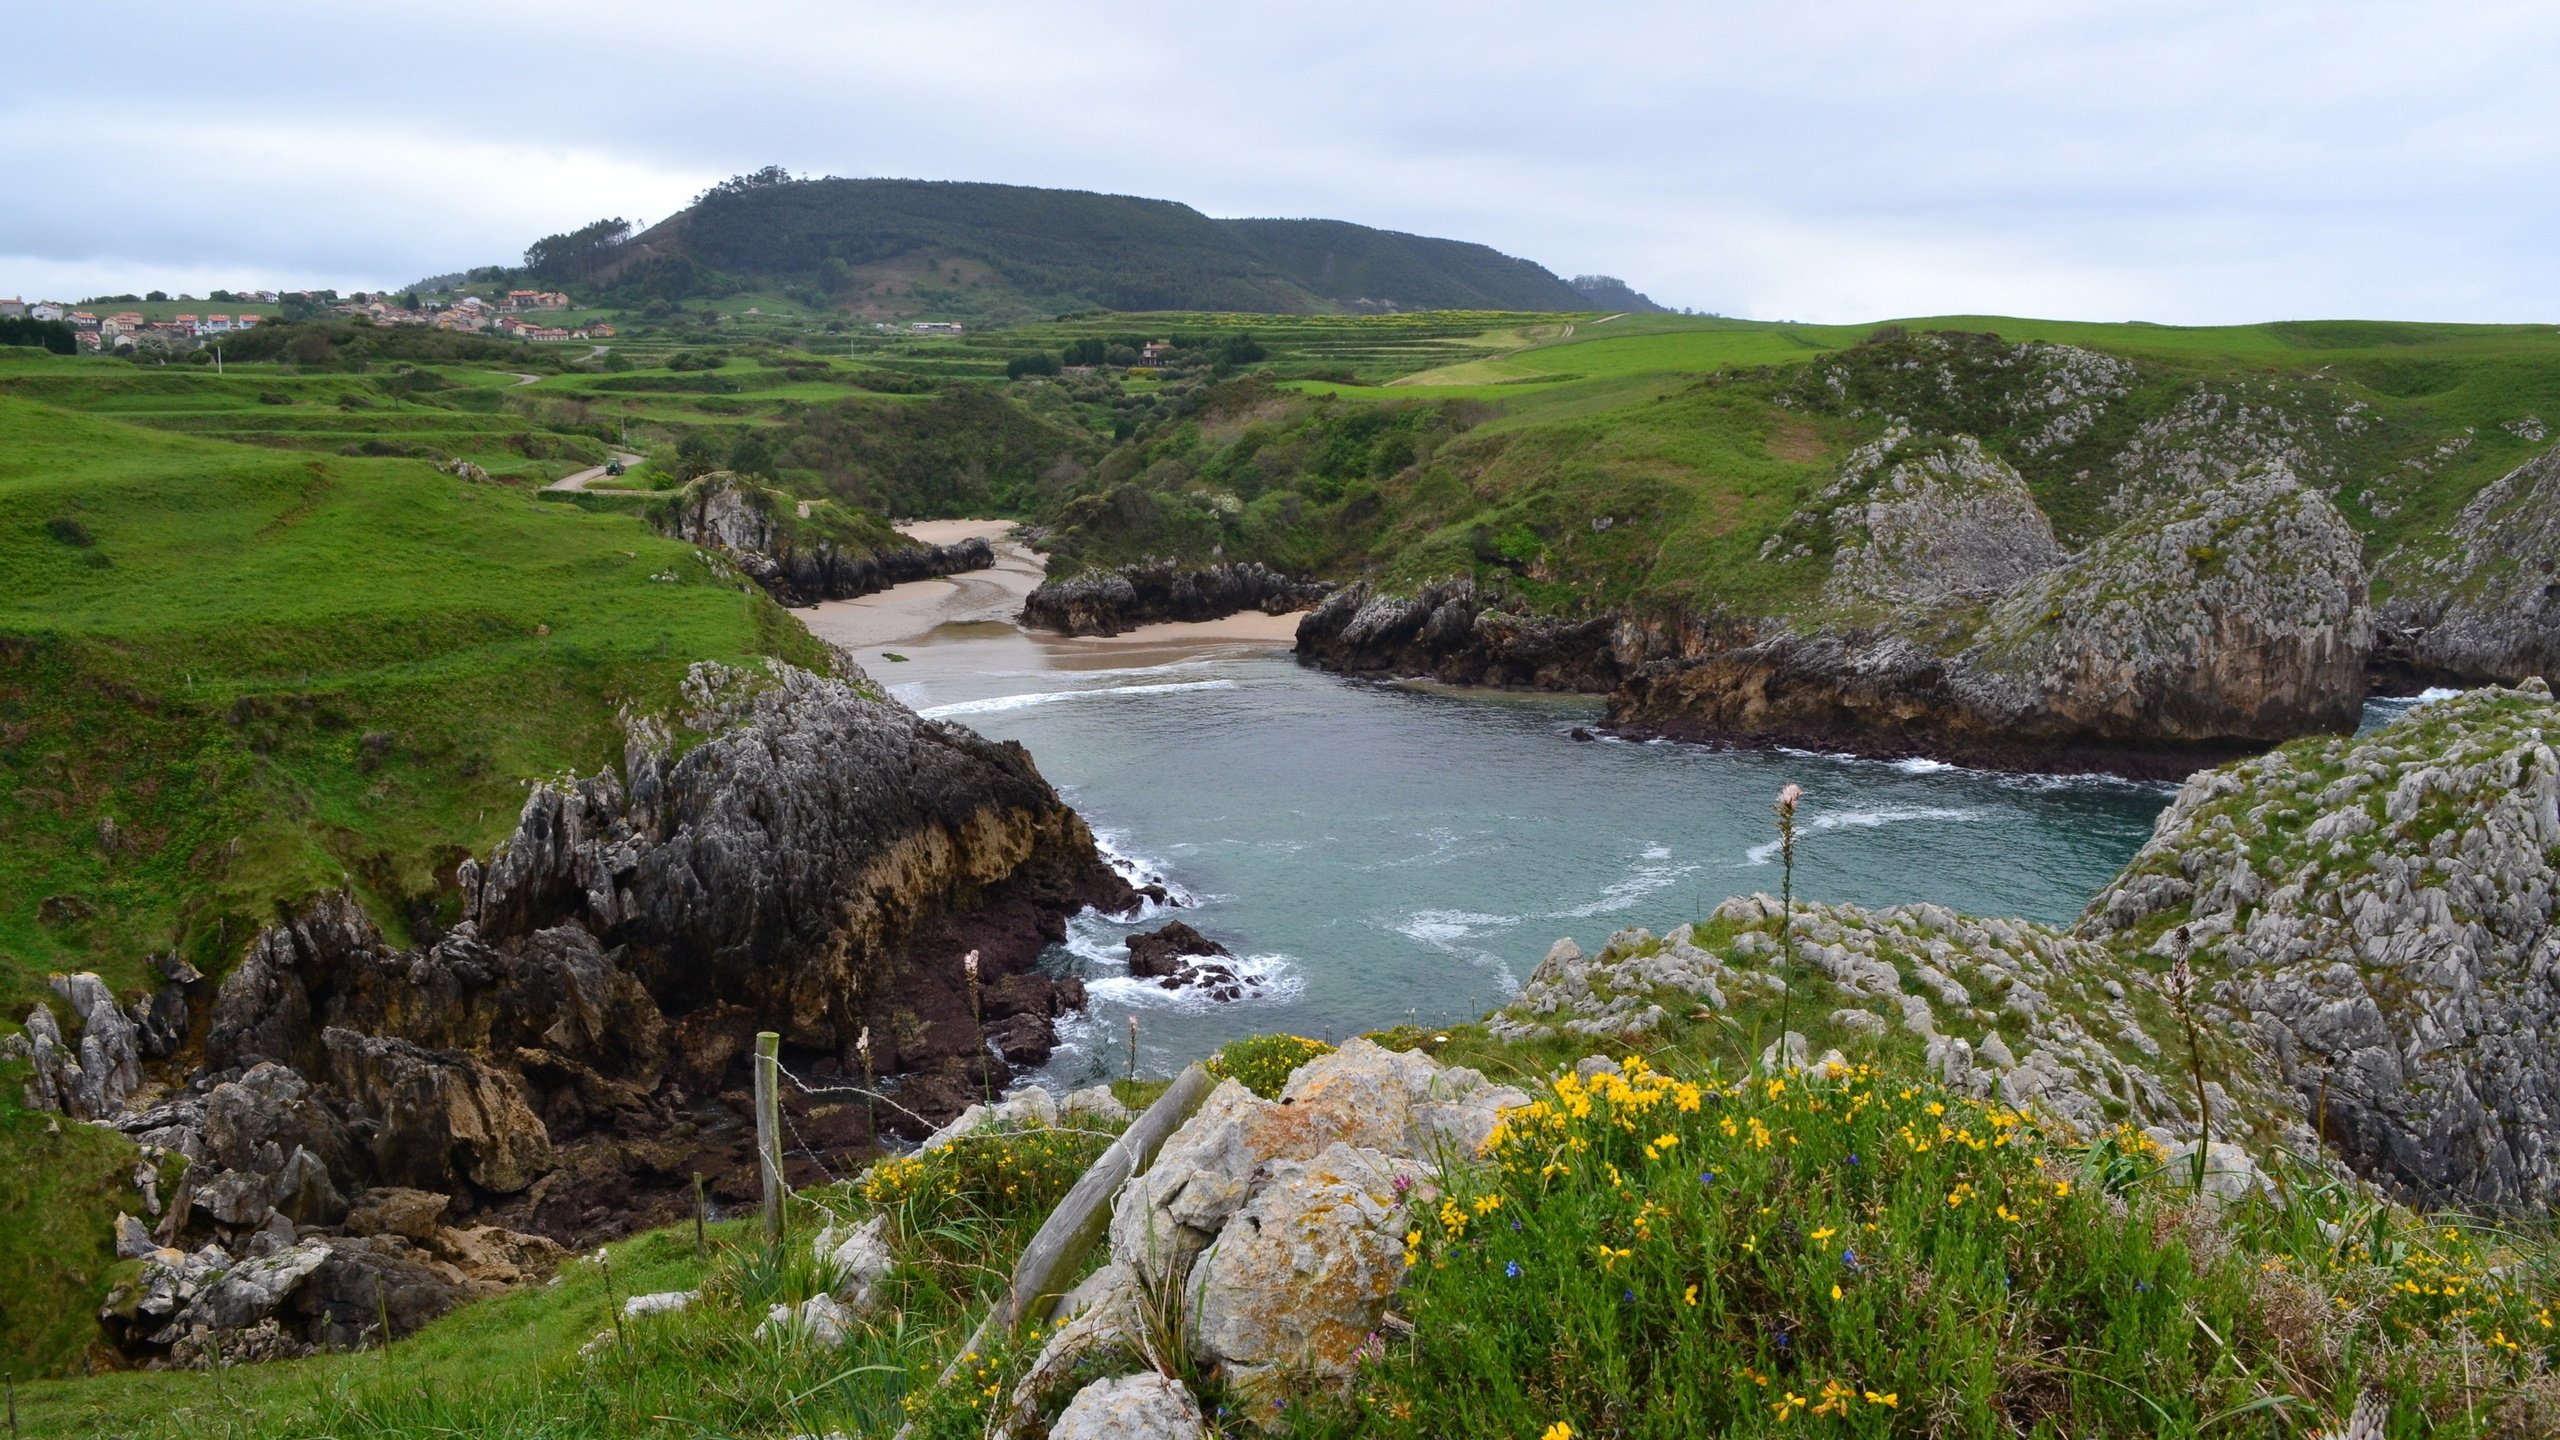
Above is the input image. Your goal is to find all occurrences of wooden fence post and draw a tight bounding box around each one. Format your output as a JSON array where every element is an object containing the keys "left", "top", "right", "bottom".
[{"left": 754, "top": 1031, "right": 783, "bottom": 1248}]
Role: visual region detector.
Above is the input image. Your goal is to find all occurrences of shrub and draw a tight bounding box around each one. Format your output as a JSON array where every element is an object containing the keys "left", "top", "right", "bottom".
[
  {"left": 1206, "top": 1034, "right": 1335, "bottom": 1098},
  {"left": 1314, "top": 1056, "right": 2560, "bottom": 1438},
  {"left": 858, "top": 1122, "right": 1111, "bottom": 1237}
]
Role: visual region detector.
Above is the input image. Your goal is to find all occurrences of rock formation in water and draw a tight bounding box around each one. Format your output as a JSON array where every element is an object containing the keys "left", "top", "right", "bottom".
[
  {"left": 1293, "top": 577, "right": 1736, "bottom": 692},
  {"left": 1020, "top": 559, "right": 1330, "bottom": 637},
  {"left": 2375, "top": 444, "right": 2560, "bottom": 689},
  {"left": 657, "top": 472, "right": 993, "bottom": 607},
  {"left": 1123, "top": 921, "right": 1265, "bottom": 1001},
  {"left": 16, "top": 655, "right": 1134, "bottom": 1363}
]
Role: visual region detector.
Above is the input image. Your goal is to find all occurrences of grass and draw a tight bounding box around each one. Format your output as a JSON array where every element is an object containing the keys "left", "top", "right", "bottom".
[{"left": 0, "top": 354, "right": 834, "bottom": 1374}]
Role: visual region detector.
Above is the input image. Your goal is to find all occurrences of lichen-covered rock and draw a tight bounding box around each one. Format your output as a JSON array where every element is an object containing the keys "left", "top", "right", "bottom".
[
  {"left": 2376, "top": 444, "right": 2560, "bottom": 687},
  {"left": 2080, "top": 682, "right": 2560, "bottom": 1210},
  {"left": 1295, "top": 578, "right": 1647, "bottom": 692},
  {"left": 1186, "top": 1141, "right": 1424, "bottom": 1403},
  {"left": 757, "top": 1293, "right": 855, "bottom": 1348},
  {"left": 1023, "top": 559, "right": 1329, "bottom": 636},
  {"left": 8, "top": 972, "right": 146, "bottom": 1121},
  {"left": 1010, "top": 1040, "right": 1518, "bottom": 1429},
  {"left": 1046, "top": 1372, "right": 1209, "bottom": 1440},
  {"left": 813, "top": 1214, "right": 891, "bottom": 1308}
]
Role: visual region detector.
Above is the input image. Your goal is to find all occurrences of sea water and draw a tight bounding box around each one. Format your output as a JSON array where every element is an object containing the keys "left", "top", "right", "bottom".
[{"left": 873, "top": 631, "right": 2182, "bottom": 1084}]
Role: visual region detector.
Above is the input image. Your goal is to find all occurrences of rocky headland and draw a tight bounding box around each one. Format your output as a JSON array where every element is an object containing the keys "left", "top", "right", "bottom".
[
  {"left": 1293, "top": 333, "right": 2560, "bottom": 778},
  {"left": 657, "top": 472, "right": 995, "bottom": 608},
  {"left": 1019, "top": 559, "right": 1330, "bottom": 637},
  {"left": 6, "top": 654, "right": 1136, "bottom": 1363}
]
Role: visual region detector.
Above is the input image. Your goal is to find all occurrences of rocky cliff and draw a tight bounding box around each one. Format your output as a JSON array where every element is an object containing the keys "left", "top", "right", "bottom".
[
  {"left": 1514, "top": 682, "right": 2560, "bottom": 1213},
  {"left": 657, "top": 472, "right": 994, "bottom": 607},
  {"left": 1293, "top": 578, "right": 1739, "bottom": 692},
  {"left": 1019, "top": 559, "right": 1330, "bottom": 637},
  {"left": 11, "top": 656, "right": 1134, "bottom": 1363},
  {"left": 2080, "top": 681, "right": 2560, "bottom": 1211},
  {"left": 2376, "top": 444, "right": 2560, "bottom": 689},
  {"left": 1608, "top": 464, "right": 2373, "bottom": 777}
]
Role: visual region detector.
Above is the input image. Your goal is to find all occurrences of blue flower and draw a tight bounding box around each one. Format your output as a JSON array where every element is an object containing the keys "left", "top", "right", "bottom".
[
  {"left": 1847, "top": 1152, "right": 1861, "bottom": 1165},
  {"left": 1700, "top": 1170, "right": 1718, "bottom": 1186},
  {"left": 1841, "top": 1248, "right": 1860, "bottom": 1270},
  {"left": 1773, "top": 1329, "right": 1790, "bottom": 1349},
  {"left": 1510, "top": 1218, "right": 1522, "bottom": 1232},
  {"left": 1506, "top": 1261, "right": 1523, "bottom": 1279},
  {"left": 1622, "top": 1288, "right": 1636, "bottom": 1304}
]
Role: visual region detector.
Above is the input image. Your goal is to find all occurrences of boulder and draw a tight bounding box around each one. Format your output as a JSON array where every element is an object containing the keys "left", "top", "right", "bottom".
[
  {"left": 343, "top": 1187, "right": 449, "bottom": 1241},
  {"left": 1126, "top": 922, "right": 1230, "bottom": 979},
  {"left": 812, "top": 1215, "right": 891, "bottom": 1309},
  {"left": 1187, "top": 1142, "right": 1425, "bottom": 1402},
  {"left": 1047, "top": 1372, "right": 1209, "bottom": 1440},
  {"left": 757, "top": 1293, "right": 854, "bottom": 1348}
]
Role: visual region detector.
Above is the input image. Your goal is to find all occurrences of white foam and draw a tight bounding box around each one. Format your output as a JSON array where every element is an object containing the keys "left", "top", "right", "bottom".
[
  {"left": 920, "top": 679, "right": 1238, "bottom": 718},
  {"left": 1548, "top": 856, "right": 1703, "bottom": 919},
  {"left": 1891, "top": 757, "right": 1955, "bottom": 774},
  {"left": 888, "top": 681, "right": 929, "bottom": 708},
  {"left": 1743, "top": 805, "right": 1982, "bottom": 865},
  {"left": 1393, "top": 909, "right": 1521, "bottom": 945}
]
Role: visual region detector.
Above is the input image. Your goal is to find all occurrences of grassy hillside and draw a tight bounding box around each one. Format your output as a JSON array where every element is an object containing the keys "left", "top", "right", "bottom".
[
  {"left": 1028, "top": 313, "right": 2560, "bottom": 622},
  {"left": 0, "top": 347, "right": 840, "bottom": 1374}
]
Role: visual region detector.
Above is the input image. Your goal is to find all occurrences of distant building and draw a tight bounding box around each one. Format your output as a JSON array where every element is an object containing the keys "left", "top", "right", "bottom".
[
  {"left": 0, "top": 298, "right": 24, "bottom": 318},
  {"left": 908, "top": 320, "right": 965, "bottom": 335},
  {"left": 504, "top": 289, "right": 572, "bottom": 311},
  {"left": 1139, "top": 339, "right": 1174, "bottom": 363},
  {"left": 29, "top": 302, "right": 65, "bottom": 321},
  {"left": 69, "top": 311, "right": 97, "bottom": 329},
  {"left": 75, "top": 331, "right": 103, "bottom": 353}
]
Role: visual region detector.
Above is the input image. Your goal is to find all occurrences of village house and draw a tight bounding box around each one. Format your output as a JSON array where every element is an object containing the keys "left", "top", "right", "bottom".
[
  {"left": 908, "top": 320, "right": 965, "bottom": 335},
  {"left": 29, "top": 302, "right": 66, "bottom": 322},
  {"left": 0, "top": 298, "right": 25, "bottom": 318},
  {"left": 1140, "top": 338, "right": 1175, "bottom": 363},
  {"left": 69, "top": 312, "right": 97, "bottom": 329}
]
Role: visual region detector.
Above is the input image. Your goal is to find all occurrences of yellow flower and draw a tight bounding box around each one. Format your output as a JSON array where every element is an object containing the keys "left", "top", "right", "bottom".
[
  {"left": 1831, "top": 1283, "right": 1844, "bottom": 1301},
  {"left": 1772, "top": 1391, "right": 1806, "bottom": 1420},
  {"left": 1541, "top": 1424, "right": 1574, "bottom": 1440},
  {"left": 1865, "top": 1391, "right": 1899, "bottom": 1408},
  {"left": 2053, "top": 1180, "right": 2071, "bottom": 1198},
  {"left": 1809, "top": 1226, "right": 1836, "bottom": 1242},
  {"left": 1473, "top": 1193, "right": 1503, "bottom": 1215},
  {"left": 1684, "top": 1283, "right": 1699, "bottom": 1306}
]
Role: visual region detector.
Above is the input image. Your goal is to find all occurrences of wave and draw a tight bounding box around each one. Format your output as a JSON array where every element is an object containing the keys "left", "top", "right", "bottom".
[
  {"left": 1393, "top": 908, "right": 1522, "bottom": 946},
  {"left": 920, "top": 679, "right": 1238, "bottom": 718},
  {"left": 1547, "top": 853, "right": 1702, "bottom": 920},
  {"left": 1743, "top": 805, "right": 1982, "bottom": 865},
  {"left": 1086, "top": 828, "right": 1198, "bottom": 914}
]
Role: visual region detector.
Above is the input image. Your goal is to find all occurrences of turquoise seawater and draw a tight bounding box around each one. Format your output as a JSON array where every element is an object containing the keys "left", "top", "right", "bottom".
[{"left": 874, "top": 627, "right": 2181, "bottom": 1085}]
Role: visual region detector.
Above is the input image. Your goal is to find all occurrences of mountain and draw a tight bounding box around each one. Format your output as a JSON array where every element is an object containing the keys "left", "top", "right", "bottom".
[{"left": 537, "top": 174, "right": 1626, "bottom": 320}]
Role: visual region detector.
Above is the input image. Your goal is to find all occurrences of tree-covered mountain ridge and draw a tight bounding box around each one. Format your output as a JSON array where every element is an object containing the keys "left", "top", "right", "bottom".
[{"left": 518, "top": 172, "right": 1668, "bottom": 321}]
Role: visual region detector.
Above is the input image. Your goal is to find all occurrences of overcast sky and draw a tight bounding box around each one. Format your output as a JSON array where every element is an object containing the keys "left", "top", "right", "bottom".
[{"left": 7, "top": 2, "right": 2556, "bottom": 324}]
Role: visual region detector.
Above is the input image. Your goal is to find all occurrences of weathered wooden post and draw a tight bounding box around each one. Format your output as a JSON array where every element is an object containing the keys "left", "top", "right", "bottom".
[
  {"left": 692, "top": 1171, "right": 707, "bottom": 1259},
  {"left": 754, "top": 1030, "right": 784, "bottom": 1248}
]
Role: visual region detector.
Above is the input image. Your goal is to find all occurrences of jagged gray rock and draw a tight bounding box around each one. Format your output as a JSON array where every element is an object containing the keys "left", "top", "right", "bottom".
[
  {"left": 2376, "top": 444, "right": 2560, "bottom": 687},
  {"left": 1047, "top": 1372, "right": 1210, "bottom": 1440},
  {"left": 2081, "top": 682, "right": 2560, "bottom": 1210},
  {"left": 658, "top": 472, "right": 994, "bottom": 607},
  {"left": 1022, "top": 558, "right": 1329, "bottom": 636}
]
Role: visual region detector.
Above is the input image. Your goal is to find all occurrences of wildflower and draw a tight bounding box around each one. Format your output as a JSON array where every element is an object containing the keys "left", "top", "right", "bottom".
[
  {"left": 1684, "top": 1283, "right": 1699, "bottom": 1306},
  {"left": 1841, "top": 1248, "right": 1860, "bottom": 1270},
  {"left": 1772, "top": 1328, "right": 1790, "bottom": 1350},
  {"left": 1831, "top": 1283, "right": 1843, "bottom": 1301},
  {"left": 1541, "top": 1424, "right": 1575, "bottom": 1440},
  {"left": 1772, "top": 1391, "right": 1806, "bottom": 1420},
  {"left": 1700, "top": 1169, "right": 1719, "bottom": 1187},
  {"left": 1474, "top": 1193, "right": 1503, "bottom": 1215},
  {"left": 1814, "top": 1380, "right": 1855, "bottom": 1417},
  {"left": 1809, "top": 1226, "right": 1836, "bottom": 1242},
  {"left": 1864, "top": 1391, "right": 1899, "bottom": 1408},
  {"left": 2052, "top": 1180, "right": 2070, "bottom": 1198},
  {"left": 1506, "top": 1261, "right": 1523, "bottom": 1279}
]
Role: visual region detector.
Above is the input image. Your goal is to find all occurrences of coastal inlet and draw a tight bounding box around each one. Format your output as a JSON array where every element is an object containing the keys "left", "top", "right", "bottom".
[{"left": 862, "top": 626, "right": 2175, "bottom": 1087}]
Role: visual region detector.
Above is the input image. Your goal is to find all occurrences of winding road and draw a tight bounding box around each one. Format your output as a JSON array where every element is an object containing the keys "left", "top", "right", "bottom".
[{"left": 544, "top": 450, "right": 647, "bottom": 492}]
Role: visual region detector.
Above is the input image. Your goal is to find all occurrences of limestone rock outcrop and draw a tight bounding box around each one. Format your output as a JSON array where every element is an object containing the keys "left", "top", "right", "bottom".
[
  {"left": 2376, "top": 444, "right": 2560, "bottom": 688},
  {"left": 1611, "top": 469, "right": 2373, "bottom": 777},
  {"left": 1294, "top": 578, "right": 1723, "bottom": 693},
  {"left": 33, "top": 655, "right": 1134, "bottom": 1363},
  {"left": 1021, "top": 559, "right": 1329, "bottom": 637},
  {"left": 2080, "top": 682, "right": 2560, "bottom": 1210},
  {"left": 658, "top": 472, "right": 994, "bottom": 607},
  {"left": 997, "top": 1040, "right": 1524, "bottom": 1433}
]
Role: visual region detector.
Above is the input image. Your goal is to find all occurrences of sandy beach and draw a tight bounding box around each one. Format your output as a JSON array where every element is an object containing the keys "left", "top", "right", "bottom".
[{"left": 798, "top": 520, "right": 1307, "bottom": 662}]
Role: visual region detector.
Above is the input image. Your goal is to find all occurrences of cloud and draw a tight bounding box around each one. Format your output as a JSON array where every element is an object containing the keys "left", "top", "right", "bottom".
[{"left": 4, "top": 1, "right": 2556, "bottom": 321}]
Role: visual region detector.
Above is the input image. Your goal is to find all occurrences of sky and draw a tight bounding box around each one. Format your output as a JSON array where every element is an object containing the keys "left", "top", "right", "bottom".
[{"left": 6, "top": 1, "right": 2557, "bottom": 325}]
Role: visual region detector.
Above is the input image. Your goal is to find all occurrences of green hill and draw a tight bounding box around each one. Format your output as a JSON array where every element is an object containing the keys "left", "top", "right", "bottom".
[{"left": 541, "top": 174, "right": 1618, "bottom": 322}]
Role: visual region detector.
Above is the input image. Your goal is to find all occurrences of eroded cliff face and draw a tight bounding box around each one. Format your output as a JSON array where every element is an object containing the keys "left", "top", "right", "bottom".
[
  {"left": 2080, "top": 682, "right": 2560, "bottom": 1211},
  {"left": 26, "top": 657, "right": 1133, "bottom": 1362},
  {"left": 1608, "top": 465, "right": 2374, "bottom": 777},
  {"left": 1019, "top": 559, "right": 1330, "bottom": 636},
  {"left": 2376, "top": 445, "right": 2560, "bottom": 689},
  {"left": 659, "top": 472, "right": 995, "bottom": 607}
]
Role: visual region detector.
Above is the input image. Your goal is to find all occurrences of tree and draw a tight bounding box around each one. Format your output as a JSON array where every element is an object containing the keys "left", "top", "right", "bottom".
[
  {"left": 401, "top": 291, "right": 420, "bottom": 311},
  {"left": 1006, "top": 352, "right": 1061, "bottom": 379},
  {"left": 523, "top": 217, "right": 632, "bottom": 284},
  {"left": 1217, "top": 334, "right": 1266, "bottom": 366},
  {"left": 1062, "top": 337, "right": 1107, "bottom": 367},
  {"left": 145, "top": 290, "right": 169, "bottom": 303},
  {"left": 0, "top": 317, "right": 75, "bottom": 354}
]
